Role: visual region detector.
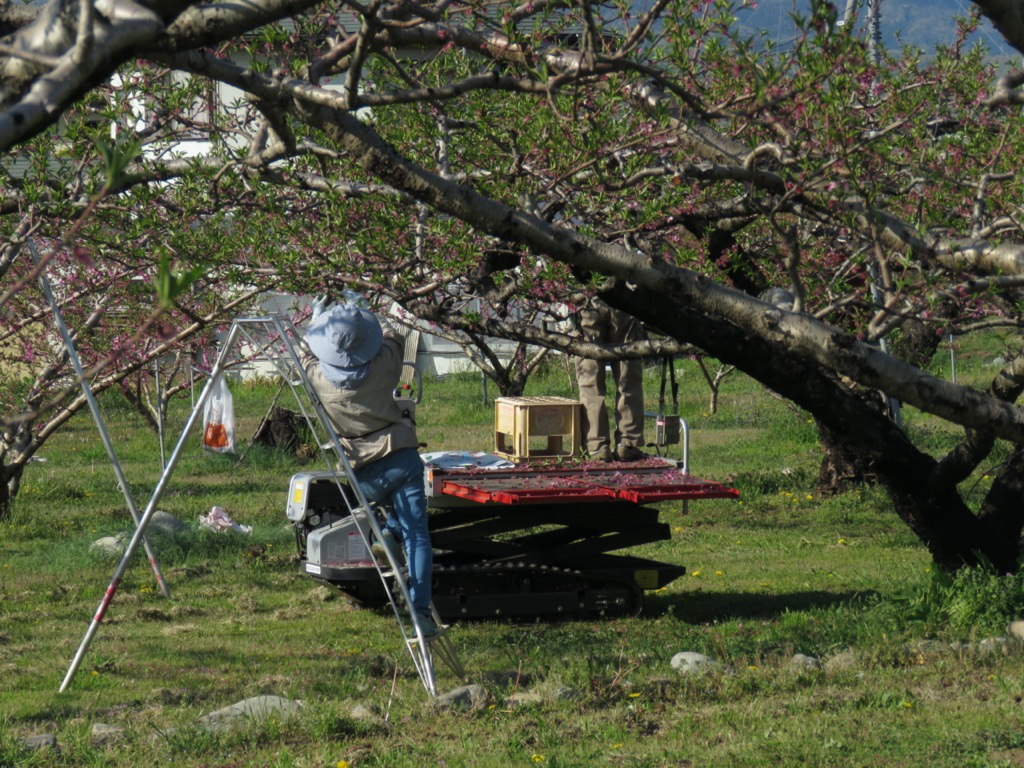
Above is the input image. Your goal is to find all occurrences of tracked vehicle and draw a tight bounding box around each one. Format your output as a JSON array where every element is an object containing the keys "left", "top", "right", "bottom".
[{"left": 286, "top": 452, "right": 738, "bottom": 620}]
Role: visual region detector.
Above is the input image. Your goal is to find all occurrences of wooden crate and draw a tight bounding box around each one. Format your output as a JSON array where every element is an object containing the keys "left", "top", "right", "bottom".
[{"left": 494, "top": 396, "right": 581, "bottom": 460}]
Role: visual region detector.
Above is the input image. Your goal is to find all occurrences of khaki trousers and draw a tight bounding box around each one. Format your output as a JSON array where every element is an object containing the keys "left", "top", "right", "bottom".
[{"left": 575, "top": 303, "right": 645, "bottom": 453}]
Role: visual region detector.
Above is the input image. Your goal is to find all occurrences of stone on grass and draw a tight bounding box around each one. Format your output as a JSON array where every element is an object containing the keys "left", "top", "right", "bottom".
[
  {"left": 824, "top": 650, "right": 857, "bottom": 673},
  {"left": 349, "top": 703, "right": 383, "bottom": 724},
  {"left": 90, "top": 511, "right": 190, "bottom": 559},
  {"left": 91, "top": 722, "right": 124, "bottom": 745},
  {"left": 670, "top": 652, "right": 718, "bottom": 674},
  {"left": 977, "top": 637, "right": 1010, "bottom": 657},
  {"left": 505, "top": 691, "right": 545, "bottom": 708},
  {"left": 528, "top": 680, "right": 581, "bottom": 702},
  {"left": 434, "top": 684, "right": 487, "bottom": 711},
  {"left": 149, "top": 510, "right": 190, "bottom": 536},
  {"left": 1007, "top": 621, "right": 1024, "bottom": 642},
  {"left": 90, "top": 534, "right": 127, "bottom": 558},
  {"left": 19, "top": 734, "right": 57, "bottom": 750},
  {"left": 787, "top": 653, "right": 823, "bottom": 672},
  {"left": 197, "top": 695, "right": 304, "bottom": 732}
]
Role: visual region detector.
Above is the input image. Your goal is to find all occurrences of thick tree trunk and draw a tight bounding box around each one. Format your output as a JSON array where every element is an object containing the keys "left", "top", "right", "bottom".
[
  {"left": 977, "top": 447, "right": 1024, "bottom": 570},
  {"left": 817, "top": 422, "right": 879, "bottom": 495},
  {"left": 493, "top": 366, "right": 526, "bottom": 397},
  {"left": 0, "top": 461, "right": 20, "bottom": 521},
  {"left": 613, "top": 284, "right": 1024, "bottom": 572}
]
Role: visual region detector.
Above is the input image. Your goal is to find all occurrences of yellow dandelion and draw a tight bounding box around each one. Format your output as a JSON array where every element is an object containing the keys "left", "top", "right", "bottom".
[
  {"left": 715, "top": 570, "right": 723, "bottom": 576},
  {"left": 901, "top": 701, "right": 912, "bottom": 709},
  {"left": 837, "top": 538, "right": 847, "bottom": 545},
  {"left": 531, "top": 755, "right": 544, "bottom": 764},
  {"left": 629, "top": 692, "right": 641, "bottom": 698},
  {"left": 612, "top": 743, "right": 624, "bottom": 749},
  {"left": 748, "top": 665, "right": 758, "bottom": 670},
  {"left": 805, "top": 494, "right": 813, "bottom": 501},
  {"left": 337, "top": 761, "right": 350, "bottom": 768},
  {"left": 691, "top": 569, "right": 702, "bottom": 577}
]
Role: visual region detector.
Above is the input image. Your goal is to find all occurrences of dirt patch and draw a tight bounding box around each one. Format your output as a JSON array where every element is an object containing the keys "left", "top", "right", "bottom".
[{"left": 992, "top": 750, "right": 1024, "bottom": 766}]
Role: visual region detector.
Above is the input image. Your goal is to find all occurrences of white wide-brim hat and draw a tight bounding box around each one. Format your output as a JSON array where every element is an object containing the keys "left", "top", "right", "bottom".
[{"left": 306, "top": 304, "right": 383, "bottom": 368}]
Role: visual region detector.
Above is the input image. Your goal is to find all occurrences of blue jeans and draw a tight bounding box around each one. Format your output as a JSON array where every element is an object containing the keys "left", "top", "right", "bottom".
[{"left": 353, "top": 447, "right": 432, "bottom": 616}]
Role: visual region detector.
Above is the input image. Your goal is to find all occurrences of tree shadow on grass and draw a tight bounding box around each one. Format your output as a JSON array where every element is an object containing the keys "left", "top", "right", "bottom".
[{"left": 643, "top": 589, "right": 878, "bottom": 624}]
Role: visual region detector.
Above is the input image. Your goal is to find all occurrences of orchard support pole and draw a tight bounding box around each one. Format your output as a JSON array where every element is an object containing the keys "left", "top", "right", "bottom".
[
  {"left": 59, "top": 323, "right": 242, "bottom": 692},
  {"left": 31, "top": 240, "right": 171, "bottom": 599}
]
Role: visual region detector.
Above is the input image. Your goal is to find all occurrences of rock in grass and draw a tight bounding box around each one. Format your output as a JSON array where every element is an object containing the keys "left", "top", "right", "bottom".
[
  {"left": 1007, "top": 621, "right": 1024, "bottom": 642},
  {"left": 977, "top": 636, "right": 1010, "bottom": 656},
  {"left": 349, "top": 703, "right": 383, "bottom": 724},
  {"left": 670, "top": 652, "right": 718, "bottom": 674},
  {"left": 787, "top": 653, "right": 823, "bottom": 671},
  {"left": 91, "top": 722, "right": 124, "bottom": 745},
  {"left": 90, "top": 534, "right": 127, "bottom": 558},
  {"left": 89, "top": 511, "right": 191, "bottom": 558},
  {"left": 19, "top": 734, "right": 57, "bottom": 750},
  {"left": 824, "top": 650, "right": 857, "bottom": 673},
  {"left": 197, "top": 695, "right": 304, "bottom": 732},
  {"left": 505, "top": 691, "right": 545, "bottom": 708},
  {"left": 149, "top": 510, "right": 190, "bottom": 536},
  {"left": 435, "top": 684, "right": 487, "bottom": 711}
]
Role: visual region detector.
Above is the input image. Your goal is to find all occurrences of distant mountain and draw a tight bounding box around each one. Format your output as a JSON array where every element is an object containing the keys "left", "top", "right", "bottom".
[{"left": 731, "top": 0, "right": 1016, "bottom": 59}]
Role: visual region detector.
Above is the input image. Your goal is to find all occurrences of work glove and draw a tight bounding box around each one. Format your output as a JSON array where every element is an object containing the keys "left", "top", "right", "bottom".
[{"left": 311, "top": 295, "right": 331, "bottom": 319}]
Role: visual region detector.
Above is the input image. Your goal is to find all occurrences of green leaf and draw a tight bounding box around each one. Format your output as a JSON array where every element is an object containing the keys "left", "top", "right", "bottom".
[
  {"left": 155, "top": 251, "right": 208, "bottom": 309},
  {"left": 95, "top": 136, "right": 142, "bottom": 190}
]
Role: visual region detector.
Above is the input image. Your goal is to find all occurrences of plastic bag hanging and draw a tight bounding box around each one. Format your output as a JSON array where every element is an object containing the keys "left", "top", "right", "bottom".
[{"left": 202, "top": 374, "right": 236, "bottom": 453}]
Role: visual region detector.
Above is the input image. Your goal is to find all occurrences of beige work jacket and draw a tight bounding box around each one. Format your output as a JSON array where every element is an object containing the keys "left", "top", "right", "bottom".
[{"left": 301, "top": 332, "right": 418, "bottom": 469}]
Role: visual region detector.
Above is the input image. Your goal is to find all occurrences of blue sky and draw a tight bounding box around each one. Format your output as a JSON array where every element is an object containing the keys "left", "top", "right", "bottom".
[{"left": 731, "top": 0, "right": 1016, "bottom": 58}]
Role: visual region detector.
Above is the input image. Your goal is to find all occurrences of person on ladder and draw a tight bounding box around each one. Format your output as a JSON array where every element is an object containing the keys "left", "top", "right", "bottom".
[
  {"left": 302, "top": 298, "right": 442, "bottom": 638},
  {"left": 576, "top": 297, "right": 649, "bottom": 463}
]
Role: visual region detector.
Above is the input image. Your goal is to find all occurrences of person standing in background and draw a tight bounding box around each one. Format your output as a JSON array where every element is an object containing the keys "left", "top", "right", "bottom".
[{"left": 576, "top": 298, "right": 648, "bottom": 462}]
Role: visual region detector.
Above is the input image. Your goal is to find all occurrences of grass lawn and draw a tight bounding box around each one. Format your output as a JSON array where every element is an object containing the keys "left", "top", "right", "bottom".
[{"left": 2, "top": 353, "right": 1024, "bottom": 767}]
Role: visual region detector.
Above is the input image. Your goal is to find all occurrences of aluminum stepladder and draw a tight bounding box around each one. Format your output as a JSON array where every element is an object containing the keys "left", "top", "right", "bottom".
[
  {"left": 60, "top": 314, "right": 462, "bottom": 696},
  {"left": 231, "top": 316, "right": 464, "bottom": 697}
]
